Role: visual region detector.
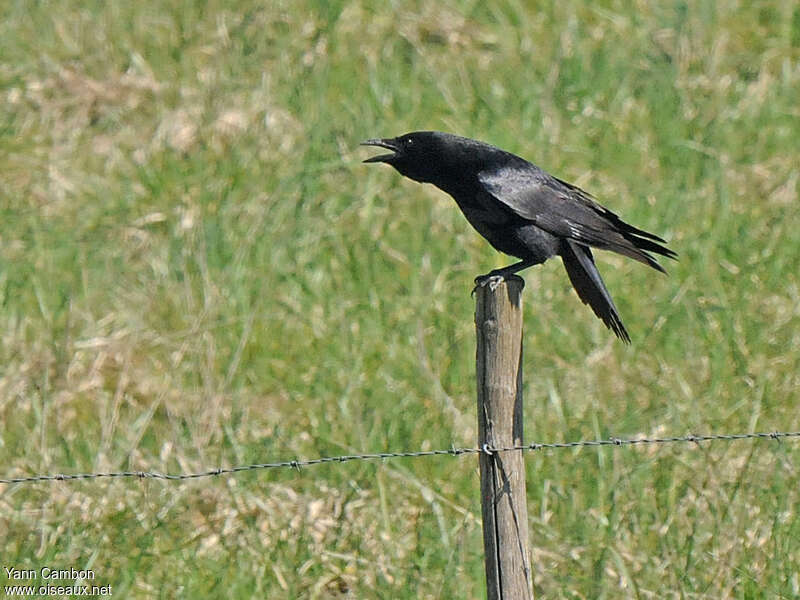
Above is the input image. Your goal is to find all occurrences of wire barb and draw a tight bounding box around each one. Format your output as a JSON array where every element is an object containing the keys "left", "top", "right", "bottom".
[{"left": 1, "top": 431, "right": 799, "bottom": 486}]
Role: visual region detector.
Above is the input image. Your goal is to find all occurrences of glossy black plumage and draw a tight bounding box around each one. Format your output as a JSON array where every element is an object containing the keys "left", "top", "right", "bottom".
[{"left": 362, "top": 131, "right": 676, "bottom": 343}]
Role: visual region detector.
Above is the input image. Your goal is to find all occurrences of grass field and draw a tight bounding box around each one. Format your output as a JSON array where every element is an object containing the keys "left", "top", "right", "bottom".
[{"left": 1, "top": 1, "right": 799, "bottom": 597}]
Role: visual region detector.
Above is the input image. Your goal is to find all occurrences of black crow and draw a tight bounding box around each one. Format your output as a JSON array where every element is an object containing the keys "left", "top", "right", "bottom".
[{"left": 362, "top": 131, "right": 676, "bottom": 343}]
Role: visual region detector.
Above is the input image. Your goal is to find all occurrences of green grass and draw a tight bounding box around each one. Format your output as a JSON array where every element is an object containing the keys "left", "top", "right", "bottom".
[{"left": 1, "top": 0, "right": 799, "bottom": 597}]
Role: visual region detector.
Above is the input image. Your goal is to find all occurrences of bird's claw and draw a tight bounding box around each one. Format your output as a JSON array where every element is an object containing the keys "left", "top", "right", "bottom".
[{"left": 471, "top": 273, "right": 507, "bottom": 295}]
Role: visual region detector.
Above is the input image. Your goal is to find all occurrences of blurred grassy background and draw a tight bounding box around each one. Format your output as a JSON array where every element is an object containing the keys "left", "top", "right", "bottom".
[{"left": 1, "top": 0, "right": 799, "bottom": 597}]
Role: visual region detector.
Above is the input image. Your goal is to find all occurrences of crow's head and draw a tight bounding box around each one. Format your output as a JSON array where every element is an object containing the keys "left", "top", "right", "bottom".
[{"left": 361, "top": 131, "right": 453, "bottom": 184}]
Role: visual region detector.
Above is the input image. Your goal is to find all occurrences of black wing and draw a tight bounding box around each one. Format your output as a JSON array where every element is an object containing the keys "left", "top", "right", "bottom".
[{"left": 478, "top": 166, "right": 676, "bottom": 271}]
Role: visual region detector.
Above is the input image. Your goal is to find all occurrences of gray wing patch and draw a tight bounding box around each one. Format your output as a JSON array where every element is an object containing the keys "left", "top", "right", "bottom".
[
  {"left": 478, "top": 167, "right": 612, "bottom": 240},
  {"left": 478, "top": 166, "right": 672, "bottom": 270}
]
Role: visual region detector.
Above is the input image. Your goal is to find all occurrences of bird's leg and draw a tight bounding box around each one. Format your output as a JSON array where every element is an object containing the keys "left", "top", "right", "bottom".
[{"left": 473, "top": 259, "right": 538, "bottom": 294}]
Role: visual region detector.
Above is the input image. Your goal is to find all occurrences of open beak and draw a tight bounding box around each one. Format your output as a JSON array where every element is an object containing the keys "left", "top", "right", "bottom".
[{"left": 361, "top": 138, "right": 399, "bottom": 163}]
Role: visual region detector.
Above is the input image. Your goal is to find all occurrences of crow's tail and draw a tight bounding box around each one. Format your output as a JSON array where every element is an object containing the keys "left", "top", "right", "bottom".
[{"left": 561, "top": 239, "right": 630, "bottom": 343}]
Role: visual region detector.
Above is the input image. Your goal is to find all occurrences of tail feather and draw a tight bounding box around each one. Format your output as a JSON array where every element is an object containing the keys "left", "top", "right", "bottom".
[{"left": 561, "top": 240, "right": 630, "bottom": 343}]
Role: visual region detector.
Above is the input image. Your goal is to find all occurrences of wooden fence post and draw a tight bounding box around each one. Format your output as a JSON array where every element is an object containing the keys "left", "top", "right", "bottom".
[{"left": 474, "top": 275, "right": 533, "bottom": 600}]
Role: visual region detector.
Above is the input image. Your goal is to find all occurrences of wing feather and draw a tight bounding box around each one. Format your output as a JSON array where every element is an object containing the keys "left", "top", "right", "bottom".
[{"left": 478, "top": 166, "right": 676, "bottom": 270}]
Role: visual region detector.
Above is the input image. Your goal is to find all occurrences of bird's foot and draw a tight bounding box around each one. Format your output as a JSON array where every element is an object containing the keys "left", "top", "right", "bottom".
[{"left": 472, "top": 272, "right": 508, "bottom": 295}]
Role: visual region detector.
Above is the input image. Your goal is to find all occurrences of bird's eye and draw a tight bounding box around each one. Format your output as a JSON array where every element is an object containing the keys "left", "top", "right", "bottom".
[{"left": 406, "top": 138, "right": 414, "bottom": 146}]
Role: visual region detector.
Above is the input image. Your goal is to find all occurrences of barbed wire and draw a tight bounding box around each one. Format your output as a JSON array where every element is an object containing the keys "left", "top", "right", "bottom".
[{"left": 1, "top": 430, "right": 798, "bottom": 486}]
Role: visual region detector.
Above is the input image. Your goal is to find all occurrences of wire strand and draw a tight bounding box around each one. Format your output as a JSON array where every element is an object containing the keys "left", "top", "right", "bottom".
[{"left": 1, "top": 430, "right": 797, "bottom": 486}]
